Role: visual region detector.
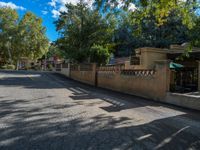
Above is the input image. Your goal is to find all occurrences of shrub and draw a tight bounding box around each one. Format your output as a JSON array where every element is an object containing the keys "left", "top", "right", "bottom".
[
  {"left": 7, "top": 65, "right": 15, "bottom": 70},
  {"left": 31, "top": 65, "right": 41, "bottom": 71},
  {"left": 90, "top": 45, "right": 110, "bottom": 65},
  {"left": 47, "top": 64, "right": 53, "bottom": 71},
  {"left": 0, "top": 64, "right": 15, "bottom": 70}
]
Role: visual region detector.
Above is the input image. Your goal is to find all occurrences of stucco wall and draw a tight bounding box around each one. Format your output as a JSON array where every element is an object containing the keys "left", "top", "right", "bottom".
[
  {"left": 142, "top": 50, "right": 167, "bottom": 69},
  {"left": 125, "top": 48, "right": 167, "bottom": 70},
  {"left": 67, "top": 60, "right": 200, "bottom": 111},
  {"left": 61, "top": 68, "right": 70, "bottom": 77},
  {"left": 70, "top": 64, "right": 96, "bottom": 86},
  {"left": 60, "top": 63, "right": 70, "bottom": 77},
  {"left": 98, "top": 60, "right": 170, "bottom": 101},
  {"left": 70, "top": 71, "right": 95, "bottom": 85},
  {"left": 165, "top": 93, "right": 200, "bottom": 110}
]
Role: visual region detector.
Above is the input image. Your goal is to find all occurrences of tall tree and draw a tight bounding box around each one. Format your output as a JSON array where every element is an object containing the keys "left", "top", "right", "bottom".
[
  {"left": 55, "top": 2, "right": 115, "bottom": 64},
  {"left": 0, "top": 8, "right": 18, "bottom": 64},
  {"left": 0, "top": 8, "right": 49, "bottom": 67},
  {"left": 95, "top": 0, "right": 198, "bottom": 29},
  {"left": 18, "top": 12, "right": 49, "bottom": 61}
]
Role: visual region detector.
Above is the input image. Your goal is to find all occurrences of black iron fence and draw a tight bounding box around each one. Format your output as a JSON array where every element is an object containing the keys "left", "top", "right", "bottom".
[{"left": 121, "top": 69, "right": 155, "bottom": 77}]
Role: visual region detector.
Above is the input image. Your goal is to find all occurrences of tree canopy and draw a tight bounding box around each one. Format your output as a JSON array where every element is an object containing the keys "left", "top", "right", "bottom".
[
  {"left": 95, "top": 0, "right": 198, "bottom": 28},
  {"left": 55, "top": 2, "right": 115, "bottom": 64},
  {"left": 0, "top": 8, "right": 18, "bottom": 64},
  {"left": 54, "top": 0, "right": 200, "bottom": 62},
  {"left": 0, "top": 8, "right": 49, "bottom": 66}
]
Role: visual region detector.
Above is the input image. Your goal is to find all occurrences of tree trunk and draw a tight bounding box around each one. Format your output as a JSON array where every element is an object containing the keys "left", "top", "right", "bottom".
[{"left": 16, "top": 60, "right": 19, "bottom": 70}]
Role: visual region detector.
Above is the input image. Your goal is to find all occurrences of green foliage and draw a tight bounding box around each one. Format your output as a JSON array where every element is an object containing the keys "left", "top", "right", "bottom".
[
  {"left": 46, "top": 42, "right": 62, "bottom": 59},
  {"left": 54, "top": 0, "right": 200, "bottom": 61},
  {"left": 95, "top": 0, "right": 197, "bottom": 29},
  {"left": 18, "top": 12, "right": 49, "bottom": 60},
  {"left": 0, "top": 8, "right": 18, "bottom": 64},
  {"left": 107, "top": 1, "right": 200, "bottom": 58},
  {"left": 0, "top": 8, "right": 49, "bottom": 66},
  {"left": 189, "top": 17, "right": 200, "bottom": 47},
  {"left": 55, "top": 2, "right": 114, "bottom": 63},
  {"left": 90, "top": 45, "right": 110, "bottom": 65},
  {"left": 0, "top": 64, "right": 15, "bottom": 70},
  {"left": 31, "top": 65, "right": 41, "bottom": 71},
  {"left": 47, "top": 64, "right": 53, "bottom": 71}
]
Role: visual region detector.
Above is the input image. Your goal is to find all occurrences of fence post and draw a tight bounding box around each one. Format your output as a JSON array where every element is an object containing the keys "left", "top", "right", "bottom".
[
  {"left": 198, "top": 61, "right": 200, "bottom": 91},
  {"left": 91, "top": 63, "right": 97, "bottom": 86},
  {"left": 155, "top": 60, "right": 171, "bottom": 99},
  {"left": 68, "top": 63, "right": 70, "bottom": 77},
  {"left": 69, "top": 63, "right": 72, "bottom": 78},
  {"left": 78, "top": 64, "right": 80, "bottom": 71}
]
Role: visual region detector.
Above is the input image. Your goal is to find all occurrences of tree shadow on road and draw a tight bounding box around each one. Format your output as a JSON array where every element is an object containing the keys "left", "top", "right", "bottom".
[
  {"left": 0, "top": 96, "right": 200, "bottom": 150},
  {"left": 0, "top": 71, "right": 200, "bottom": 149}
]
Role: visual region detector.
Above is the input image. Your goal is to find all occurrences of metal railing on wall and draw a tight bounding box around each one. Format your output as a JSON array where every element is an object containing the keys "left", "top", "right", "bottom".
[
  {"left": 80, "top": 64, "right": 93, "bottom": 71},
  {"left": 121, "top": 69, "right": 155, "bottom": 77},
  {"left": 55, "top": 64, "right": 62, "bottom": 71},
  {"left": 97, "top": 65, "right": 125, "bottom": 72},
  {"left": 62, "top": 63, "right": 68, "bottom": 68},
  {"left": 70, "top": 64, "right": 79, "bottom": 71}
]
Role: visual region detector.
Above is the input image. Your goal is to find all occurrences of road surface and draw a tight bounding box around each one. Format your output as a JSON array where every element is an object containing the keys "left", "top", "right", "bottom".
[{"left": 0, "top": 70, "right": 200, "bottom": 150}]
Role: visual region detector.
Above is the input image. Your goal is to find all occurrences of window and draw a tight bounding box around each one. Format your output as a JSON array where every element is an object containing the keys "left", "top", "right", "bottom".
[{"left": 130, "top": 56, "right": 140, "bottom": 65}]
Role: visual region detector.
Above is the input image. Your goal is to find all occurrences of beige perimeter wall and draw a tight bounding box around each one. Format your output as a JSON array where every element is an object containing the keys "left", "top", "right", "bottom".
[
  {"left": 70, "top": 71, "right": 96, "bottom": 86},
  {"left": 61, "top": 68, "right": 70, "bottom": 77},
  {"left": 67, "top": 61, "right": 200, "bottom": 110},
  {"left": 70, "top": 64, "right": 96, "bottom": 86},
  {"left": 98, "top": 60, "right": 170, "bottom": 101}
]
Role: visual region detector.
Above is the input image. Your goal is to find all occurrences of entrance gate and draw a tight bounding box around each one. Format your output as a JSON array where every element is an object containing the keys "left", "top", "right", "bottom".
[{"left": 170, "top": 67, "right": 198, "bottom": 93}]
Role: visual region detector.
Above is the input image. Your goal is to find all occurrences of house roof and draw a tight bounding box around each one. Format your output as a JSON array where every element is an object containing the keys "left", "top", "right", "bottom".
[
  {"left": 168, "top": 45, "right": 200, "bottom": 54},
  {"left": 136, "top": 45, "right": 200, "bottom": 54},
  {"left": 135, "top": 45, "right": 200, "bottom": 60}
]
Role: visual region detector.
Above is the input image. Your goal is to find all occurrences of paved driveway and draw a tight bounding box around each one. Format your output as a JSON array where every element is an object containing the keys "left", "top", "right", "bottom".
[{"left": 0, "top": 70, "right": 200, "bottom": 150}]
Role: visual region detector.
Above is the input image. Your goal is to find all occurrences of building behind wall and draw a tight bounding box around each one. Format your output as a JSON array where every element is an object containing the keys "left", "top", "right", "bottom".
[{"left": 124, "top": 44, "right": 200, "bottom": 93}]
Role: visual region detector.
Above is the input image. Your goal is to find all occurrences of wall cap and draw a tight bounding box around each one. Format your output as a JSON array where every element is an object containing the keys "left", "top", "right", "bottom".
[
  {"left": 155, "top": 60, "right": 171, "bottom": 64},
  {"left": 135, "top": 47, "right": 169, "bottom": 54}
]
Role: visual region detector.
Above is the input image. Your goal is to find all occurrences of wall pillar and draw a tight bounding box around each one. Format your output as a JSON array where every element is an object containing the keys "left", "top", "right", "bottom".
[
  {"left": 91, "top": 63, "right": 97, "bottom": 86},
  {"left": 155, "top": 60, "right": 171, "bottom": 99},
  {"left": 61, "top": 63, "right": 63, "bottom": 70},
  {"left": 198, "top": 61, "right": 200, "bottom": 91},
  {"left": 68, "top": 63, "right": 71, "bottom": 77}
]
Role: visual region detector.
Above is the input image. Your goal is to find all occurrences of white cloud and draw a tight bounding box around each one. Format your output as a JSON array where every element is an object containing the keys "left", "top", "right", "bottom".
[
  {"left": 0, "top": 1, "right": 26, "bottom": 10},
  {"left": 106, "top": 0, "right": 136, "bottom": 12},
  {"left": 52, "top": 9, "right": 60, "bottom": 18},
  {"left": 48, "top": 0, "right": 136, "bottom": 18},
  {"left": 128, "top": 3, "right": 137, "bottom": 12},
  {"left": 59, "top": 5, "right": 67, "bottom": 12},
  {"left": 48, "top": 0, "right": 57, "bottom": 8},
  {"left": 48, "top": 0, "right": 95, "bottom": 18},
  {"left": 42, "top": 10, "right": 48, "bottom": 15},
  {"left": 59, "top": 0, "right": 79, "bottom": 5}
]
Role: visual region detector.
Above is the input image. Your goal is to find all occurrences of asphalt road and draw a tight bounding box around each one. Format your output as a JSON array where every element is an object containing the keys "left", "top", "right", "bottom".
[{"left": 0, "top": 70, "right": 200, "bottom": 150}]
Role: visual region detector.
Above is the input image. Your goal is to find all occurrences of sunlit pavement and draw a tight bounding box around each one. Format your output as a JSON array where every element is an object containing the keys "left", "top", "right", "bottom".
[{"left": 0, "top": 70, "right": 200, "bottom": 150}]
